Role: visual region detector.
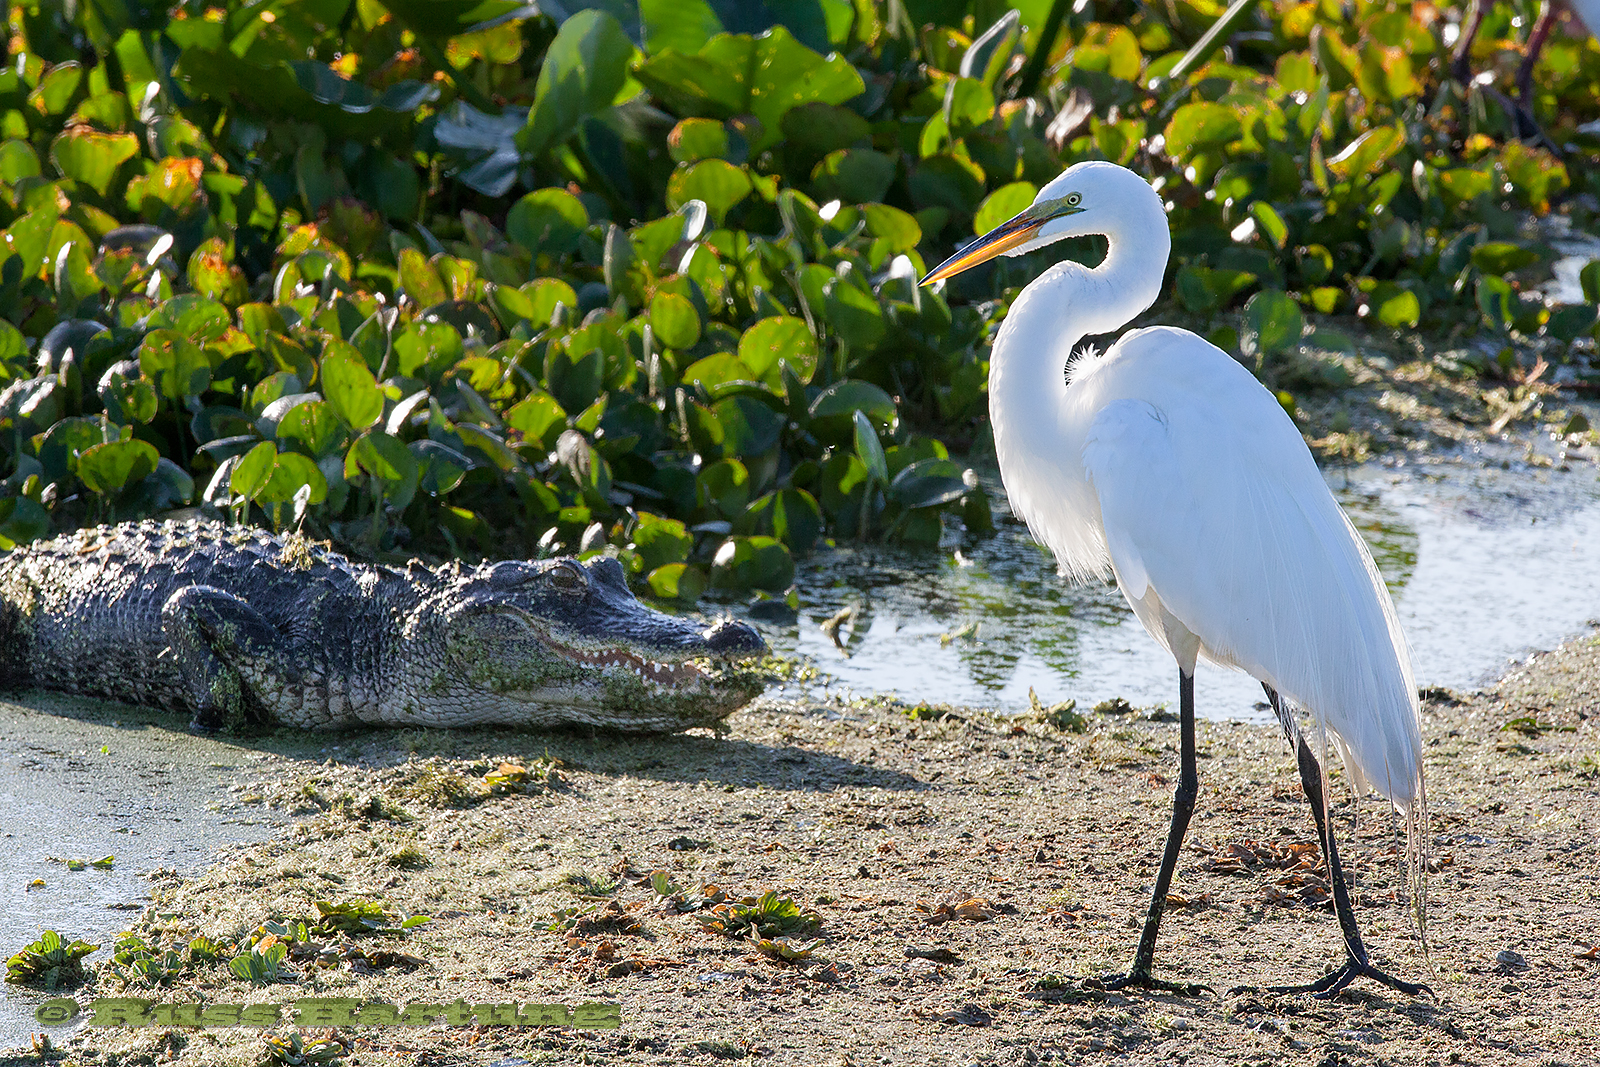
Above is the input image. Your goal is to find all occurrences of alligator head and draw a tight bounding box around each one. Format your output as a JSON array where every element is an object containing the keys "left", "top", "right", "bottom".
[{"left": 431, "top": 555, "right": 769, "bottom": 732}]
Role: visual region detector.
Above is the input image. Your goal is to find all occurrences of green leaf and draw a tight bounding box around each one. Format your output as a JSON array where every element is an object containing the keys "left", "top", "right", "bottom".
[
  {"left": 650, "top": 290, "right": 702, "bottom": 350},
  {"left": 1475, "top": 275, "right": 1514, "bottom": 332},
  {"left": 1375, "top": 286, "right": 1421, "bottom": 328},
  {"left": 76, "top": 439, "right": 159, "bottom": 495},
  {"left": 646, "top": 562, "right": 707, "bottom": 601},
  {"left": 259, "top": 450, "right": 328, "bottom": 506},
  {"left": 810, "top": 149, "right": 895, "bottom": 205},
  {"left": 506, "top": 188, "right": 589, "bottom": 258},
  {"left": 771, "top": 487, "right": 822, "bottom": 552},
  {"left": 506, "top": 390, "right": 569, "bottom": 450},
  {"left": 519, "top": 10, "right": 636, "bottom": 160},
  {"left": 668, "top": 118, "right": 731, "bottom": 163},
  {"left": 853, "top": 410, "right": 888, "bottom": 486},
  {"left": 320, "top": 343, "right": 384, "bottom": 429},
  {"left": 50, "top": 129, "right": 140, "bottom": 197},
  {"left": 1163, "top": 102, "right": 1241, "bottom": 157},
  {"left": 888, "top": 457, "right": 967, "bottom": 509},
  {"left": 810, "top": 379, "right": 894, "bottom": 424},
  {"left": 275, "top": 399, "right": 347, "bottom": 458},
  {"left": 640, "top": 0, "right": 723, "bottom": 56},
  {"left": 138, "top": 330, "right": 211, "bottom": 400},
  {"left": 633, "top": 27, "right": 864, "bottom": 153},
  {"left": 1324, "top": 126, "right": 1403, "bottom": 181},
  {"left": 666, "top": 159, "right": 752, "bottom": 225},
  {"left": 350, "top": 430, "right": 420, "bottom": 510},
  {"left": 1241, "top": 290, "right": 1304, "bottom": 358},
  {"left": 631, "top": 511, "right": 693, "bottom": 572},
  {"left": 711, "top": 535, "right": 794, "bottom": 592},
  {"left": 973, "top": 182, "right": 1036, "bottom": 235},
  {"left": 412, "top": 439, "right": 471, "bottom": 496},
  {"left": 825, "top": 269, "right": 885, "bottom": 348},
  {"left": 739, "top": 315, "right": 817, "bottom": 385},
  {"left": 231, "top": 441, "right": 278, "bottom": 502},
  {"left": 1470, "top": 242, "right": 1540, "bottom": 276}
]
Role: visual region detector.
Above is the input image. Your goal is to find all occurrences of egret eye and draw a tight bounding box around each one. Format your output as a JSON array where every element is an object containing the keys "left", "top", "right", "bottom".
[
  {"left": 1065, "top": 192, "right": 1082, "bottom": 207},
  {"left": 548, "top": 562, "right": 585, "bottom": 593}
]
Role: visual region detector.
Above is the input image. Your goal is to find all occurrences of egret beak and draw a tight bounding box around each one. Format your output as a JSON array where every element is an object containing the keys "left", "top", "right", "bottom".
[{"left": 920, "top": 209, "right": 1046, "bottom": 286}]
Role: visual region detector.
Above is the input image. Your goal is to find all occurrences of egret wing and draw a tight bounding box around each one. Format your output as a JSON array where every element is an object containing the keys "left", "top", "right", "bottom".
[{"left": 1081, "top": 354, "right": 1420, "bottom": 812}]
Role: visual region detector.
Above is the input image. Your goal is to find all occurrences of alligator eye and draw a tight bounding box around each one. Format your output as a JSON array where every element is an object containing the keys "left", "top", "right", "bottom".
[{"left": 548, "top": 561, "right": 586, "bottom": 593}]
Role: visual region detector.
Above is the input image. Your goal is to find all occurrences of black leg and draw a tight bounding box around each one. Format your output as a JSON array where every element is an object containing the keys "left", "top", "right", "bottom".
[
  {"left": 1239, "top": 687, "right": 1433, "bottom": 1000},
  {"left": 1099, "top": 669, "right": 1209, "bottom": 996}
]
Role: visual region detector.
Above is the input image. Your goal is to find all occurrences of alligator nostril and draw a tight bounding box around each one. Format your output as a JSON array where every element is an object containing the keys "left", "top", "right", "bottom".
[{"left": 704, "top": 618, "right": 766, "bottom": 657}]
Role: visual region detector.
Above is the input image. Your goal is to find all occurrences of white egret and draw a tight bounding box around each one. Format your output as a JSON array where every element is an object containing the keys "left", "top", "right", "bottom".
[{"left": 922, "top": 161, "right": 1429, "bottom": 998}]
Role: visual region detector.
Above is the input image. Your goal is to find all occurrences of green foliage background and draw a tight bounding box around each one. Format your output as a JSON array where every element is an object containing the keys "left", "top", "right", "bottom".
[{"left": 0, "top": 0, "right": 1596, "bottom": 597}]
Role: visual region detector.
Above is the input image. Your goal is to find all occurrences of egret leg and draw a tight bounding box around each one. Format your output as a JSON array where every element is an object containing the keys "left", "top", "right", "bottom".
[
  {"left": 1100, "top": 669, "right": 1210, "bottom": 996},
  {"left": 1241, "top": 686, "right": 1433, "bottom": 1000}
]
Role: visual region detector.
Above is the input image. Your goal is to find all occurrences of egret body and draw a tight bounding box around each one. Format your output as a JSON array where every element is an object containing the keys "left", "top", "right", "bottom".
[{"left": 923, "top": 161, "right": 1429, "bottom": 997}]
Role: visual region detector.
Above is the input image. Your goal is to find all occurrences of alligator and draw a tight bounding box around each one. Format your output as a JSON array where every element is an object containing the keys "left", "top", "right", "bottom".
[{"left": 0, "top": 520, "right": 769, "bottom": 732}]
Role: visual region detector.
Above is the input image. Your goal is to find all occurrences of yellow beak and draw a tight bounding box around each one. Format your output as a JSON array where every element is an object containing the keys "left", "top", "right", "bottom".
[{"left": 920, "top": 209, "right": 1047, "bottom": 286}]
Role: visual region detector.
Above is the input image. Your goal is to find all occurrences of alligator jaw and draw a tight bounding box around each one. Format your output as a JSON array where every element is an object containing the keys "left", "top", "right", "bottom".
[{"left": 554, "top": 640, "right": 713, "bottom": 687}]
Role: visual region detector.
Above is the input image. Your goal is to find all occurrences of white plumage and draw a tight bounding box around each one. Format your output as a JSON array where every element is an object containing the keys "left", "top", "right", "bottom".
[{"left": 923, "top": 160, "right": 1429, "bottom": 997}]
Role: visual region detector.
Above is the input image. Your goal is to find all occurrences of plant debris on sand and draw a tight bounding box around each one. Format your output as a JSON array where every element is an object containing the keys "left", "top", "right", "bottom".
[{"left": 22, "top": 632, "right": 1600, "bottom": 1065}]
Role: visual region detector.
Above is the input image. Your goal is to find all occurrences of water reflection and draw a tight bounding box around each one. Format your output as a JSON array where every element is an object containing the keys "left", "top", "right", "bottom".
[{"left": 760, "top": 456, "right": 1600, "bottom": 723}]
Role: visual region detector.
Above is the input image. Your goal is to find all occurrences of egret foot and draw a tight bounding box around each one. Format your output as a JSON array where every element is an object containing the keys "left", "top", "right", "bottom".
[
  {"left": 1096, "top": 970, "right": 1211, "bottom": 997},
  {"left": 1230, "top": 954, "right": 1433, "bottom": 1001}
]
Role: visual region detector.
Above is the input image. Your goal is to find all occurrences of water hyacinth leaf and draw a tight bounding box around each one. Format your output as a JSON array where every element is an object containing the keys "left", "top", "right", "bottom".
[
  {"left": 76, "top": 439, "right": 159, "bottom": 495},
  {"left": 888, "top": 457, "right": 967, "bottom": 509},
  {"left": 666, "top": 159, "right": 751, "bottom": 225},
  {"left": 275, "top": 399, "right": 347, "bottom": 458},
  {"left": 397, "top": 248, "right": 449, "bottom": 308},
  {"left": 1475, "top": 275, "right": 1514, "bottom": 331},
  {"left": 640, "top": 0, "right": 723, "bottom": 57},
  {"left": 320, "top": 344, "right": 384, "bottom": 429},
  {"left": 51, "top": 128, "right": 140, "bottom": 197},
  {"left": 138, "top": 330, "right": 211, "bottom": 400},
  {"left": 650, "top": 290, "right": 701, "bottom": 350},
  {"left": 454, "top": 422, "right": 522, "bottom": 472},
  {"left": 853, "top": 410, "right": 888, "bottom": 486},
  {"left": 824, "top": 271, "right": 885, "bottom": 348},
  {"left": 518, "top": 10, "right": 636, "bottom": 161},
  {"left": 633, "top": 27, "right": 864, "bottom": 153},
  {"left": 0, "top": 496, "right": 49, "bottom": 549},
  {"left": 231, "top": 441, "right": 278, "bottom": 502},
  {"left": 668, "top": 118, "right": 731, "bottom": 163},
  {"left": 809, "top": 379, "right": 894, "bottom": 425},
  {"left": 973, "top": 182, "right": 1036, "bottom": 235},
  {"left": 683, "top": 352, "right": 759, "bottom": 392},
  {"left": 1241, "top": 290, "right": 1304, "bottom": 358},
  {"left": 350, "top": 430, "right": 420, "bottom": 510},
  {"left": 259, "top": 450, "right": 328, "bottom": 506},
  {"left": 713, "top": 395, "right": 783, "bottom": 456},
  {"left": 506, "top": 188, "right": 589, "bottom": 259},
  {"left": 1163, "top": 102, "right": 1241, "bottom": 157},
  {"left": 810, "top": 149, "right": 895, "bottom": 205},
  {"left": 522, "top": 278, "right": 579, "bottom": 326},
  {"left": 711, "top": 535, "right": 794, "bottom": 592},
  {"left": 771, "top": 487, "right": 822, "bottom": 552},
  {"left": 1325, "top": 126, "right": 1403, "bottom": 181},
  {"left": 630, "top": 511, "right": 693, "bottom": 572},
  {"left": 1470, "top": 242, "right": 1540, "bottom": 276},
  {"left": 505, "top": 391, "right": 568, "bottom": 450},
  {"left": 412, "top": 439, "right": 472, "bottom": 496},
  {"left": 739, "top": 315, "right": 817, "bottom": 385},
  {"left": 1375, "top": 287, "right": 1421, "bottom": 328},
  {"left": 647, "top": 562, "right": 706, "bottom": 601}
]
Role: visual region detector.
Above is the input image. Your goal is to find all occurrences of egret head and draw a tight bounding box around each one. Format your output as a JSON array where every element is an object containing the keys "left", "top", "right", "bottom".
[{"left": 921, "top": 161, "right": 1160, "bottom": 285}]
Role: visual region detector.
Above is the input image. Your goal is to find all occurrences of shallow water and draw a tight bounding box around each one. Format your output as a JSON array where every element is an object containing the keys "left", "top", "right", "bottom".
[
  {"left": 765, "top": 450, "right": 1600, "bottom": 724},
  {"left": 0, "top": 701, "right": 289, "bottom": 1049}
]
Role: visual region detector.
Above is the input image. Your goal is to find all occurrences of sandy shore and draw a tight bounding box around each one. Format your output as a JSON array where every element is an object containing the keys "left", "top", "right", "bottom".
[{"left": 2, "top": 623, "right": 1592, "bottom": 1066}]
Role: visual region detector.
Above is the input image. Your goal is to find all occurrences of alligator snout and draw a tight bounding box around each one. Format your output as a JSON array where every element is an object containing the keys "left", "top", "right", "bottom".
[{"left": 703, "top": 618, "right": 766, "bottom": 658}]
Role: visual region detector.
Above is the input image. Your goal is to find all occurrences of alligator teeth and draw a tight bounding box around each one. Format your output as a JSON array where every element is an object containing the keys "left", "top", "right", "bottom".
[{"left": 561, "top": 645, "right": 706, "bottom": 686}]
